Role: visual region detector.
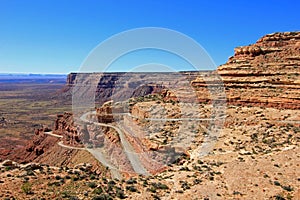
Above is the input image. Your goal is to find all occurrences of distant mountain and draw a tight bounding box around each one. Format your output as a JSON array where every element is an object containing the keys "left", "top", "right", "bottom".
[{"left": 0, "top": 73, "right": 67, "bottom": 83}]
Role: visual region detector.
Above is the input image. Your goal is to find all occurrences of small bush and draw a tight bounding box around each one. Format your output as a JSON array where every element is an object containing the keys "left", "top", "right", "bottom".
[
  {"left": 274, "top": 181, "right": 281, "bottom": 186},
  {"left": 108, "top": 180, "right": 116, "bottom": 185},
  {"left": 21, "top": 182, "right": 32, "bottom": 194},
  {"left": 23, "top": 176, "right": 30, "bottom": 182},
  {"left": 193, "top": 179, "right": 202, "bottom": 184},
  {"left": 152, "top": 182, "right": 168, "bottom": 190},
  {"left": 147, "top": 187, "right": 156, "bottom": 193},
  {"left": 90, "top": 174, "right": 96, "bottom": 180},
  {"left": 26, "top": 170, "right": 35, "bottom": 176},
  {"left": 5, "top": 166, "right": 11, "bottom": 171},
  {"left": 61, "top": 190, "right": 71, "bottom": 198},
  {"left": 69, "top": 196, "right": 79, "bottom": 200},
  {"left": 126, "top": 185, "right": 138, "bottom": 192},
  {"left": 93, "top": 188, "right": 103, "bottom": 195},
  {"left": 274, "top": 194, "right": 285, "bottom": 200},
  {"left": 65, "top": 175, "right": 71, "bottom": 179},
  {"left": 92, "top": 194, "right": 113, "bottom": 200},
  {"left": 126, "top": 178, "right": 137, "bottom": 184},
  {"left": 282, "top": 185, "right": 293, "bottom": 192},
  {"left": 71, "top": 176, "right": 79, "bottom": 181},
  {"left": 116, "top": 189, "right": 126, "bottom": 199},
  {"left": 87, "top": 182, "right": 97, "bottom": 188}
]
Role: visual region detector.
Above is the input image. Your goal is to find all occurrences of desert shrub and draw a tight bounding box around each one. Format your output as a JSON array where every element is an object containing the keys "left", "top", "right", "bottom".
[
  {"left": 233, "top": 191, "right": 242, "bottom": 195},
  {"left": 88, "top": 182, "right": 97, "bottom": 188},
  {"left": 47, "top": 181, "right": 61, "bottom": 187},
  {"left": 79, "top": 174, "right": 87, "bottom": 180},
  {"left": 126, "top": 185, "right": 138, "bottom": 192},
  {"left": 5, "top": 166, "right": 11, "bottom": 171},
  {"left": 21, "top": 182, "right": 32, "bottom": 194},
  {"left": 274, "top": 181, "right": 281, "bottom": 186},
  {"left": 116, "top": 188, "right": 126, "bottom": 199},
  {"left": 65, "top": 175, "right": 71, "bottom": 179},
  {"left": 180, "top": 181, "right": 190, "bottom": 190},
  {"left": 126, "top": 178, "right": 137, "bottom": 184},
  {"left": 282, "top": 185, "right": 293, "bottom": 192},
  {"left": 152, "top": 194, "right": 161, "bottom": 200},
  {"left": 147, "top": 187, "right": 156, "bottom": 193},
  {"left": 69, "top": 196, "right": 79, "bottom": 200},
  {"left": 26, "top": 170, "right": 35, "bottom": 176},
  {"left": 61, "top": 190, "right": 71, "bottom": 198},
  {"left": 263, "top": 174, "right": 269, "bottom": 178},
  {"left": 90, "top": 174, "right": 96, "bottom": 180},
  {"left": 71, "top": 176, "right": 79, "bottom": 181},
  {"left": 23, "top": 176, "right": 30, "bottom": 182},
  {"left": 151, "top": 182, "right": 169, "bottom": 190},
  {"left": 60, "top": 178, "right": 65, "bottom": 184},
  {"left": 93, "top": 188, "right": 103, "bottom": 195},
  {"left": 197, "top": 160, "right": 204, "bottom": 164},
  {"left": 92, "top": 194, "right": 113, "bottom": 200},
  {"left": 108, "top": 180, "right": 116, "bottom": 186},
  {"left": 193, "top": 179, "right": 202, "bottom": 184},
  {"left": 274, "top": 194, "right": 285, "bottom": 200},
  {"left": 179, "top": 166, "right": 190, "bottom": 171},
  {"left": 143, "top": 180, "right": 148, "bottom": 187}
]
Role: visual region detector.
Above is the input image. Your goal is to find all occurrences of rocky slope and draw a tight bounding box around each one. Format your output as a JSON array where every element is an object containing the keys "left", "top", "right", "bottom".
[{"left": 0, "top": 113, "right": 107, "bottom": 177}]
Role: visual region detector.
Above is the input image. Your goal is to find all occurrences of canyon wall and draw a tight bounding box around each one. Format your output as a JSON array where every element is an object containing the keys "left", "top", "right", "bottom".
[
  {"left": 217, "top": 31, "right": 300, "bottom": 109},
  {"left": 66, "top": 34, "right": 300, "bottom": 110}
]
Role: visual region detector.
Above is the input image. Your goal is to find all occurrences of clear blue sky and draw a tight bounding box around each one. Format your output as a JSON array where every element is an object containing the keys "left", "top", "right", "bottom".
[{"left": 0, "top": 0, "right": 299, "bottom": 73}]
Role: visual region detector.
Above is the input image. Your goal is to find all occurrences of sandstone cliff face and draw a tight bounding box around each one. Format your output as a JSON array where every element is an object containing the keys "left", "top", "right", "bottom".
[
  {"left": 217, "top": 31, "right": 300, "bottom": 109},
  {"left": 54, "top": 112, "right": 82, "bottom": 146},
  {"left": 66, "top": 72, "right": 160, "bottom": 106},
  {"left": 66, "top": 72, "right": 203, "bottom": 106}
]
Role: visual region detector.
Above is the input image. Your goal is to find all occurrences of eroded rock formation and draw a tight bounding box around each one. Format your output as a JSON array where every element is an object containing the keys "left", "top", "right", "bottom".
[
  {"left": 217, "top": 31, "right": 300, "bottom": 109},
  {"left": 54, "top": 112, "right": 82, "bottom": 146}
]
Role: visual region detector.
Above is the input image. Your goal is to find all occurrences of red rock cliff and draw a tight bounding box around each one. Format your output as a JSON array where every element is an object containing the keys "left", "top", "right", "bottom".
[{"left": 217, "top": 31, "right": 300, "bottom": 109}]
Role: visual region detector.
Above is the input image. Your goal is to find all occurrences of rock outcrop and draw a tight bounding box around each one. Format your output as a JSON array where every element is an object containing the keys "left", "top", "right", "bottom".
[
  {"left": 54, "top": 112, "right": 82, "bottom": 146},
  {"left": 217, "top": 31, "right": 300, "bottom": 109}
]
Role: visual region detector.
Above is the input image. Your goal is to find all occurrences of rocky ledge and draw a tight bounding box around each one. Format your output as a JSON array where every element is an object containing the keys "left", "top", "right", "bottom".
[{"left": 217, "top": 31, "right": 300, "bottom": 109}]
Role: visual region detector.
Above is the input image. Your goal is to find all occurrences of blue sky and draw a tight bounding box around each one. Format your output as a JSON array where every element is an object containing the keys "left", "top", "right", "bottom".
[{"left": 0, "top": 0, "right": 299, "bottom": 73}]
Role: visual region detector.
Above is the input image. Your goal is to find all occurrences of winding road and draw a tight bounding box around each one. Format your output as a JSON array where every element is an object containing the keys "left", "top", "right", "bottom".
[
  {"left": 44, "top": 131, "right": 85, "bottom": 150},
  {"left": 44, "top": 130, "right": 122, "bottom": 179},
  {"left": 45, "top": 109, "right": 227, "bottom": 179},
  {"left": 80, "top": 111, "right": 150, "bottom": 176}
]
